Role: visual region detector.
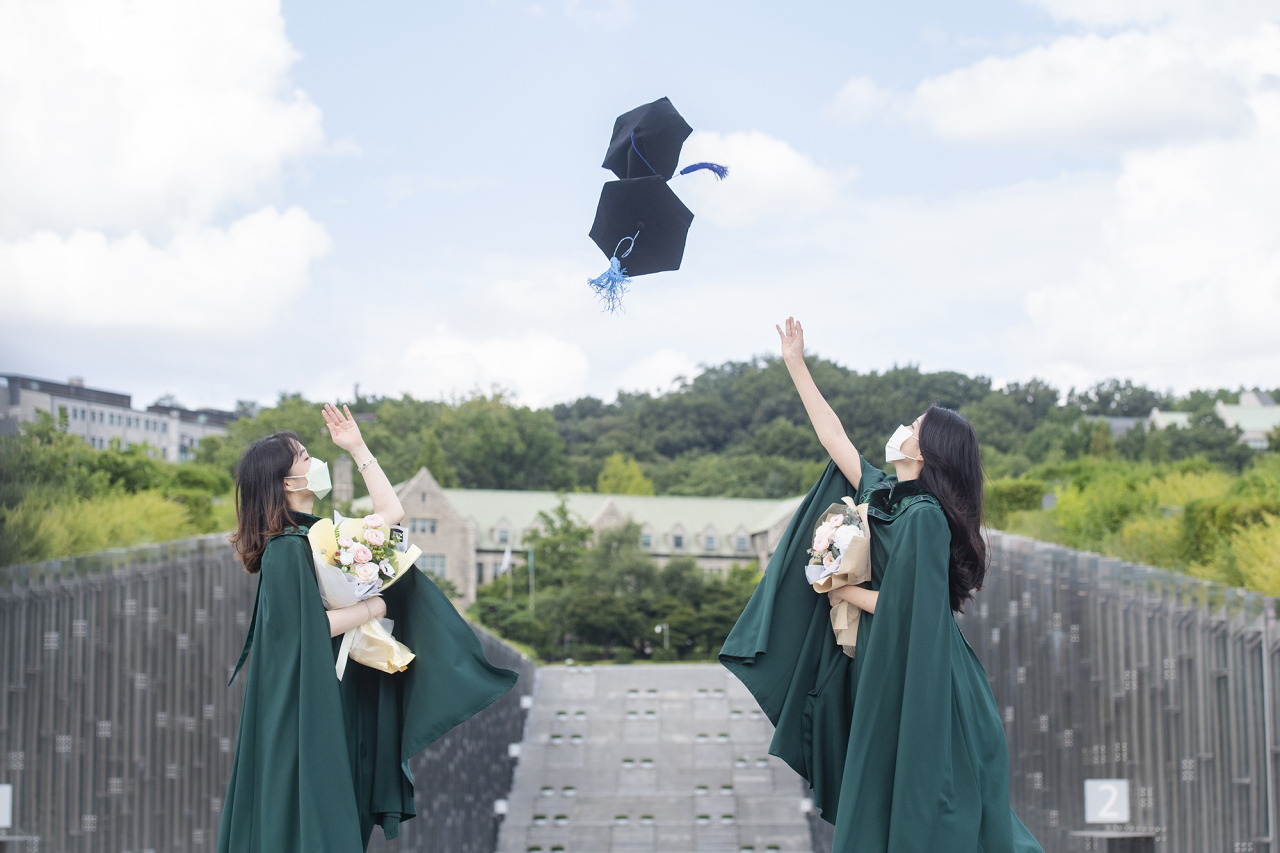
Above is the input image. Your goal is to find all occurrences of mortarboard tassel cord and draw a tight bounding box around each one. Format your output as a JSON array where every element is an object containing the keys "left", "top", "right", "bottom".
[
  {"left": 630, "top": 131, "right": 729, "bottom": 180},
  {"left": 588, "top": 230, "right": 639, "bottom": 313}
]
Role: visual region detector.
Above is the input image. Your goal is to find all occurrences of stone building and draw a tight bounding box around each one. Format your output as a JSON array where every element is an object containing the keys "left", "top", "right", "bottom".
[
  {"left": 1, "top": 373, "right": 238, "bottom": 461},
  {"left": 350, "top": 467, "right": 806, "bottom": 603}
]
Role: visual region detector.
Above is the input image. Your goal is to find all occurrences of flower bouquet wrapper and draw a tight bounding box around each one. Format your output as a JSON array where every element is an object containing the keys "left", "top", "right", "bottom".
[
  {"left": 308, "top": 514, "right": 424, "bottom": 679},
  {"left": 347, "top": 617, "right": 415, "bottom": 675},
  {"left": 803, "top": 498, "right": 871, "bottom": 659}
]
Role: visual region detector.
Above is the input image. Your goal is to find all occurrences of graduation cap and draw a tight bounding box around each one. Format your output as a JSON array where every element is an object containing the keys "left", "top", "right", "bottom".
[{"left": 588, "top": 98, "right": 729, "bottom": 312}]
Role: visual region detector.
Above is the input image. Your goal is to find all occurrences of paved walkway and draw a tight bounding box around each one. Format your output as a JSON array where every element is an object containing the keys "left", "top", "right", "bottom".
[{"left": 497, "top": 663, "right": 813, "bottom": 853}]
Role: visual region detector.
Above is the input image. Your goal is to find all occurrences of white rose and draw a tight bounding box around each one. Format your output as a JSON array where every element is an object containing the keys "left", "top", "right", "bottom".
[
  {"left": 338, "top": 549, "right": 355, "bottom": 566},
  {"left": 355, "top": 562, "right": 379, "bottom": 584},
  {"left": 833, "top": 524, "right": 860, "bottom": 552}
]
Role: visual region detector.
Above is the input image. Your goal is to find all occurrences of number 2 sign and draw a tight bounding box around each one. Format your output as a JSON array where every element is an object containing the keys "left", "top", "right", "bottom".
[{"left": 1085, "top": 778, "right": 1131, "bottom": 824}]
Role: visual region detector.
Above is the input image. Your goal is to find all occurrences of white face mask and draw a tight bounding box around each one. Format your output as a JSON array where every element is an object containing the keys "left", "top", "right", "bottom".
[
  {"left": 285, "top": 455, "right": 332, "bottom": 500},
  {"left": 885, "top": 424, "right": 921, "bottom": 463}
]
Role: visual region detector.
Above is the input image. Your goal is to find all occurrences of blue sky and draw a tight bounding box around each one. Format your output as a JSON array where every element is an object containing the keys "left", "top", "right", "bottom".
[{"left": 2, "top": 0, "right": 1277, "bottom": 411}]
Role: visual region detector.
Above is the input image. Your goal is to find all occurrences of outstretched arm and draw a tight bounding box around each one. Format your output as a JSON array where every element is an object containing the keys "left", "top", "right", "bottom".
[
  {"left": 777, "top": 317, "right": 862, "bottom": 489},
  {"left": 323, "top": 403, "right": 405, "bottom": 525}
]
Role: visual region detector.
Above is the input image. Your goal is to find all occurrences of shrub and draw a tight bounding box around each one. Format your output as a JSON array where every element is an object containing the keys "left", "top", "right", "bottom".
[
  {"left": 613, "top": 647, "right": 635, "bottom": 664},
  {"left": 985, "top": 479, "right": 1045, "bottom": 529}
]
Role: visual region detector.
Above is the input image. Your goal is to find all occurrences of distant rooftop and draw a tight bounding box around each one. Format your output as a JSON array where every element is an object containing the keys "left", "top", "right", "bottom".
[{"left": 2, "top": 373, "right": 130, "bottom": 408}]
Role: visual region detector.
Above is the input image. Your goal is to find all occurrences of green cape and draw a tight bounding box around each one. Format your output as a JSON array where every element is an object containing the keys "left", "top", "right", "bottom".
[
  {"left": 721, "top": 459, "right": 1043, "bottom": 853},
  {"left": 218, "top": 515, "right": 518, "bottom": 852}
]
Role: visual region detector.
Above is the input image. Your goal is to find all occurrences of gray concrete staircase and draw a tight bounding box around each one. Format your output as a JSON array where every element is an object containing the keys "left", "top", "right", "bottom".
[{"left": 496, "top": 664, "right": 812, "bottom": 853}]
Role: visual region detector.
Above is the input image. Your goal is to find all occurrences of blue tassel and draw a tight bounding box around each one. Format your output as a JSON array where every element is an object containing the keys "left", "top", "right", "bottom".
[
  {"left": 587, "top": 256, "right": 630, "bottom": 313},
  {"left": 679, "top": 162, "right": 729, "bottom": 180}
]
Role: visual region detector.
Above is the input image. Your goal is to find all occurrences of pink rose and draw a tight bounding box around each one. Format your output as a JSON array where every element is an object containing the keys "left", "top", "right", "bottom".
[
  {"left": 355, "top": 562, "right": 379, "bottom": 584},
  {"left": 363, "top": 514, "right": 385, "bottom": 529},
  {"left": 337, "top": 536, "right": 354, "bottom": 549},
  {"left": 823, "top": 552, "right": 836, "bottom": 569},
  {"left": 812, "top": 531, "right": 833, "bottom": 553},
  {"left": 353, "top": 545, "right": 374, "bottom": 564},
  {"left": 365, "top": 528, "right": 385, "bottom": 547},
  {"left": 338, "top": 549, "right": 355, "bottom": 566}
]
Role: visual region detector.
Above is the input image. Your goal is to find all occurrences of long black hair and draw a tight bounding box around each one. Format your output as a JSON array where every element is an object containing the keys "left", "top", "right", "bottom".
[
  {"left": 229, "top": 431, "right": 302, "bottom": 573},
  {"left": 917, "top": 405, "right": 987, "bottom": 612}
]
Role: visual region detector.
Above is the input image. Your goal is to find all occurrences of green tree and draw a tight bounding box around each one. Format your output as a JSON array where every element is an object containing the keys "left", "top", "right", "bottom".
[{"left": 597, "top": 452, "right": 655, "bottom": 495}]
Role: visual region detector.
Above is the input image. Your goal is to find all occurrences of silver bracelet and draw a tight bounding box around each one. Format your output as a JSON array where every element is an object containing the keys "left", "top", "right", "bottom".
[{"left": 358, "top": 456, "right": 378, "bottom": 472}]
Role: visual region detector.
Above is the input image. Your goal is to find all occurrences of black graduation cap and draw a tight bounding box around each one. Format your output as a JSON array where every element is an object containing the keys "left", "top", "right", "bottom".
[
  {"left": 602, "top": 97, "right": 692, "bottom": 180},
  {"left": 588, "top": 98, "right": 727, "bottom": 312},
  {"left": 589, "top": 177, "right": 694, "bottom": 276}
]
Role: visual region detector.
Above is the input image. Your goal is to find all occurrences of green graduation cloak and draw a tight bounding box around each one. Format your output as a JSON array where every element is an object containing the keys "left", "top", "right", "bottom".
[
  {"left": 218, "top": 515, "right": 518, "bottom": 852},
  {"left": 721, "top": 459, "right": 1043, "bottom": 853}
]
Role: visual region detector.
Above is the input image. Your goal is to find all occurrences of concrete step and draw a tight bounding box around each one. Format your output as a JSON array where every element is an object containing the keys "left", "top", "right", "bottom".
[{"left": 497, "top": 664, "right": 812, "bottom": 853}]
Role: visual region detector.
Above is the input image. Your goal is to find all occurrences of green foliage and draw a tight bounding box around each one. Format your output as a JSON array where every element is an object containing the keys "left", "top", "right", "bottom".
[
  {"left": 469, "top": 499, "right": 760, "bottom": 661},
  {"left": 1000, "top": 454, "right": 1280, "bottom": 591},
  {"left": 985, "top": 479, "right": 1045, "bottom": 529},
  {"left": 0, "top": 411, "right": 235, "bottom": 566},
  {"left": 0, "top": 490, "right": 205, "bottom": 566},
  {"left": 597, "top": 452, "right": 655, "bottom": 495}
]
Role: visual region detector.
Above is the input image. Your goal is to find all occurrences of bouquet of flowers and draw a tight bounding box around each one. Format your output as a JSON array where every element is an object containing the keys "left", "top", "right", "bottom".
[
  {"left": 308, "top": 512, "right": 423, "bottom": 679},
  {"left": 804, "top": 497, "right": 871, "bottom": 658}
]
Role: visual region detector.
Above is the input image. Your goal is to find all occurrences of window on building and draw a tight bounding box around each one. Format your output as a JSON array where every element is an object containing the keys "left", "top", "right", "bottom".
[
  {"left": 161, "top": 423, "right": 167, "bottom": 433},
  {"left": 640, "top": 533, "right": 651, "bottom": 548},
  {"left": 497, "top": 529, "right": 509, "bottom": 544},
  {"left": 71, "top": 408, "right": 77, "bottom": 420},
  {"left": 704, "top": 535, "right": 716, "bottom": 550},
  {"left": 477, "top": 561, "right": 485, "bottom": 583},
  {"left": 427, "top": 519, "right": 436, "bottom": 533},
  {"left": 416, "top": 554, "right": 447, "bottom": 577},
  {"left": 672, "top": 534, "right": 684, "bottom": 549},
  {"left": 81, "top": 408, "right": 87, "bottom": 420},
  {"left": 736, "top": 536, "right": 748, "bottom": 552}
]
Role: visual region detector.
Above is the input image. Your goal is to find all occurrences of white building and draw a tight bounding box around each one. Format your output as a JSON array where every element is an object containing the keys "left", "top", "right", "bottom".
[
  {"left": 1, "top": 374, "right": 239, "bottom": 461},
  {"left": 1215, "top": 392, "right": 1280, "bottom": 450},
  {"left": 350, "top": 466, "right": 806, "bottom": 603}
]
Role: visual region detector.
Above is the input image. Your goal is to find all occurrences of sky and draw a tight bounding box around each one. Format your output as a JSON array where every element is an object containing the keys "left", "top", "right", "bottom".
[{"left": 2, "top": 0, "right": 1279, "bottom": 412}]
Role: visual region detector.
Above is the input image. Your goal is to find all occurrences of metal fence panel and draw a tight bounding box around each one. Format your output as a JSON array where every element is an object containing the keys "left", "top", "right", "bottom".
[
  {"left": 959, "top": 534, "right": 1278, "bottom": 853},
  {"left": 0, "top": 538, "right": 534, "bottom": 853}
]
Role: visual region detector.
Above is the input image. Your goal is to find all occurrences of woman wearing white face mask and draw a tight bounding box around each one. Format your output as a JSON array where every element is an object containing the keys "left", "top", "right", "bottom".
[
  {"left": 221, "top": 405, "right": 518, "bottom": 852},
  {"left": 720, "top": 319, "right": 1044, "bottom": 853}
]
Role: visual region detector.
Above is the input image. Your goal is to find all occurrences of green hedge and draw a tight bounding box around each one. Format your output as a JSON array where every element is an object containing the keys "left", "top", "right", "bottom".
[{"left": 986, "top": 478, "right": 1046, "bottom": 529}]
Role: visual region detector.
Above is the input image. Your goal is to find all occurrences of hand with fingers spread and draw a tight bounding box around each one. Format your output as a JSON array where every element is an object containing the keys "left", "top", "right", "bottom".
[
  {"left": 777, "top": 316, "right": 805, "bottom": 365},
  {"left": 323, "top": 403, "right": 365, "bottom": 454}
]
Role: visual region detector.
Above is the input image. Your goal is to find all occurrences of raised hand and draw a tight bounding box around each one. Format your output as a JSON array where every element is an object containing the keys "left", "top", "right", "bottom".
[
  {"left": 776, "top": 316, "right": 805, "bottom": 364},
  {"left": 322, "top": 403, "right": 365, "bottom": 453}
]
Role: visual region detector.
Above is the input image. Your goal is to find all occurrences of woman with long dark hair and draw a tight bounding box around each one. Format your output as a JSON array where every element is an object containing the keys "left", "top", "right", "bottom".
[
  {"left": 218, "top": 405, "right": 517, "bottom": 853},
  {"left": 721, "top": 319, "right": 1043, "bottom": 852}
]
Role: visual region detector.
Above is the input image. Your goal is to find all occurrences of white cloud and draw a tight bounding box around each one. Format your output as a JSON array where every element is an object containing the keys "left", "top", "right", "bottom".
[
  {"left": 561, "top": 0, "right": 634, "bottom": 30},
  {"left": 824, "top": 76, "right": 894, "bottom": 126},
  {"left": 0, "top": 206, "right": 329, "bottom": 329},
  {"left": 399, "top": 327, "right": 591, "bottom": 408},
  {"left": 905, "top": 30, "right": 1250, "bottom": 146},
  {"left": 614, "top": 349, "right": 699, "bottom": 395},
  {"left": 0, "top": 0, "right": 328, "bottom": 336},
  {"left": 1019, "top": 0, "right": 1280, "bottom": 30},
  {"left": 0, "top": 0, "right": 324, "bottom": 236},
  {"left": 676, "top": 131, "right": 847, "bottom": 228},
  {"left": 1024, "top": 86, "right": 1280, "bottom": 389}
]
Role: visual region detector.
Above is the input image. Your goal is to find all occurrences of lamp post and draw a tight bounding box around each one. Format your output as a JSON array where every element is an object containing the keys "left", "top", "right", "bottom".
[
  {"left": 528, "top": 548, "right": 535, "bottom": 617},
  {"left": 654, "top": 623, "right": 669, "bottom": 650}
]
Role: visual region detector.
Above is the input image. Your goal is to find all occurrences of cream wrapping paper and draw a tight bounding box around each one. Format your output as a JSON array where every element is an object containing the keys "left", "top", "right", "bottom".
[
  {"left": 308, "top": 515, "right": 422, "bottom": 679},
  {"left": 806, "top": 498, "right": 872, "bottom": 658}
]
